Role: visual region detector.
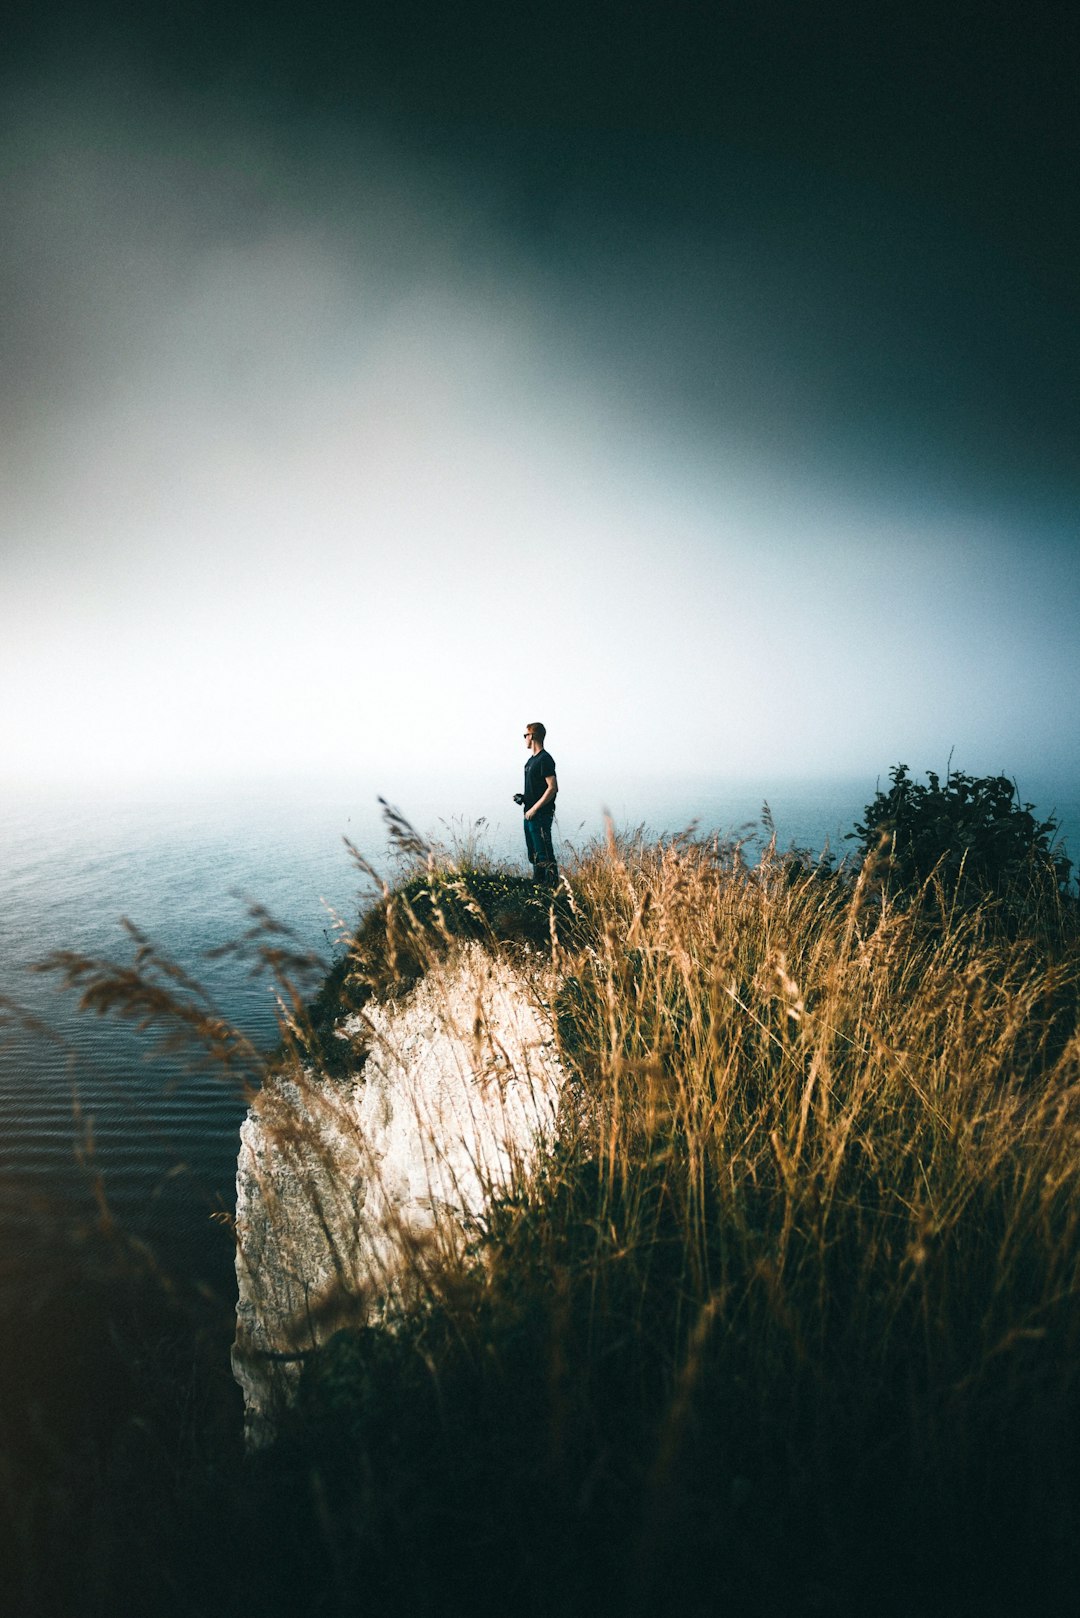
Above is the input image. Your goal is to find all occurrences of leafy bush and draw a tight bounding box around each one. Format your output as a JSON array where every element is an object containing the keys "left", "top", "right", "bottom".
[{"left": 849, "top": 763, "right": 1072, "bottom": 913}]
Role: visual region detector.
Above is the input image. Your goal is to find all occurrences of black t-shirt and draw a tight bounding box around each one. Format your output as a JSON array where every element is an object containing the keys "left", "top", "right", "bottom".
[{"left": 523, "top": 749, "right": 557, "bottom": 812}]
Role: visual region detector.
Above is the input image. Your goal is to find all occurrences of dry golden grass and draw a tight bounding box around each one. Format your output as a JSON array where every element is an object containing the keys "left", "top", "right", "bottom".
[
  {"left": 396, "top": 828, "right": 1080, "bottom": 1611},
  {"left": 10, "top": 823, "right": 1080, "bottom": 1615},
  {"left": 231, "top": 824, "right": 1080, "bottom": 1613},
  {"left": 544, "top": 832, "right": 1080, "bottom": 1387}
]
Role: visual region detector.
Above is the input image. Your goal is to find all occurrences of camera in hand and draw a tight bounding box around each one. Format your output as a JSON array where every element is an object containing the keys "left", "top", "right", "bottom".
[{"left": 513, "top": 793, "right": 525, "bottom": 806}]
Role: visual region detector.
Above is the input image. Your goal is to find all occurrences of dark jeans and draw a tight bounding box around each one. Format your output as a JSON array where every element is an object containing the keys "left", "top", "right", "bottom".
[{"left": 524, "top": 809, "right": 557, "bottom": 883}]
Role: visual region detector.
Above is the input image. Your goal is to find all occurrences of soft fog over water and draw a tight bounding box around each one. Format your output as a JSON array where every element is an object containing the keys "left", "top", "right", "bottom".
[{"left": 3, "top": 60, "right": 1079, "bottom": 791}]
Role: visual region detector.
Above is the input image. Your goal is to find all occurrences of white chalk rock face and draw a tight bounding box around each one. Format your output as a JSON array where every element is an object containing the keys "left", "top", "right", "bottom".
[{"left": 232, "top": 944, "right": 563, "bottom": 1447}]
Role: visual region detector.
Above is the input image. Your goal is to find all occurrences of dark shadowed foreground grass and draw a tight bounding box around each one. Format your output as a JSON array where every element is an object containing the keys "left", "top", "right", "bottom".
[{"left": 5, "top": 828, "right": 1080, "bottom": 1617}]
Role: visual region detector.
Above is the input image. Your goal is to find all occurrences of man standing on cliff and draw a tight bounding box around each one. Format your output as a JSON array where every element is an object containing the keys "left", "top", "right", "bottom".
[{"left": 514, "top": 722, "right": 559, "bottom": 885}]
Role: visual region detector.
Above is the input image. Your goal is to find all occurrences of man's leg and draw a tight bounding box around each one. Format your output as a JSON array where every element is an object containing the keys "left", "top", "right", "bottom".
[
  {"left": 524, "top": 816, "right": 537, "bottom": 871},
  {"left": 531, "top": 812, "right": 558, "bottom": 885}
]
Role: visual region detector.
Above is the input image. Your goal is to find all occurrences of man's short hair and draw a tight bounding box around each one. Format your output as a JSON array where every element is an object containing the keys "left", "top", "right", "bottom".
[{"left": 527, "top": 722, "right": 546, "bottom": 745}]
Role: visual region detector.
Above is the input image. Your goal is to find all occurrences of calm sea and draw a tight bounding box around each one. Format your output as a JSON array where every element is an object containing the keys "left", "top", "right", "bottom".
[{"left": 1, "top": 769, "right": 1077, "bottom": 1304}]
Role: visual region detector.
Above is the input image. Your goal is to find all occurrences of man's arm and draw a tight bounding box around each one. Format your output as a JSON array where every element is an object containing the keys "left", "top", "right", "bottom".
[{"left": 525, "top": 774, "right": 558, "bottom": 818}]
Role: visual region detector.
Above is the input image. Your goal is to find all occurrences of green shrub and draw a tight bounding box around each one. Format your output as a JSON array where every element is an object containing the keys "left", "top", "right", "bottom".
[{"left": 849, "top": 763, "right": 1072, "bottom": 917}]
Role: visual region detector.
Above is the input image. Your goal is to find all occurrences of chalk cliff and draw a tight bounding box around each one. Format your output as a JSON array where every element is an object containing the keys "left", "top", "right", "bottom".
[{"left": 232, "top": 944, "right": 564, "bottom": 1446}]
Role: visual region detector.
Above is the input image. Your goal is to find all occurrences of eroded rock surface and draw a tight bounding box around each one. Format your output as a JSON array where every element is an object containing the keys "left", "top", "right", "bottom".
[{"left": 233, "top": 944, "right": 563, "bottom": 1446}]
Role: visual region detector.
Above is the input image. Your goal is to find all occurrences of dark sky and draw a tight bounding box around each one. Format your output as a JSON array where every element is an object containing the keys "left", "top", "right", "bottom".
[
  {"left": 7, "top": 1, "right": 1079, "bottom": 509},
  {"left": 3, "top": 2, "right": 1078, "bottom": 783}
]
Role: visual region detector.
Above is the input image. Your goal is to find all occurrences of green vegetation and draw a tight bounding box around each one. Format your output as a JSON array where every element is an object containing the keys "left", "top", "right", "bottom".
[
  {"left": 8, "top": 779, "right": 1080, "bottom": 1616},
  {"left": 849, "top": 762, "right": 1072, "bottom": 923},
  {"left": 306, "top": 851, "right": 573, "bottom": 1075}
]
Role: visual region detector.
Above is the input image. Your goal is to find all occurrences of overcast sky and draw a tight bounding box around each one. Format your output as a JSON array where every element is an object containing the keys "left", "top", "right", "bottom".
[{"left": 3, "top": 2, "right": 1078, "bottom": 789}]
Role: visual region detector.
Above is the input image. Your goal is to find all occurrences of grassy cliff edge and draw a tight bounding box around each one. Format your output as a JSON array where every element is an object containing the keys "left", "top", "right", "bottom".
[
  {"left": 249, "top": 823, "right": 1080, "bottom": 1616},
  {"left": 10, "top": 800, "right": 1080, "bottom": 1617}
]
